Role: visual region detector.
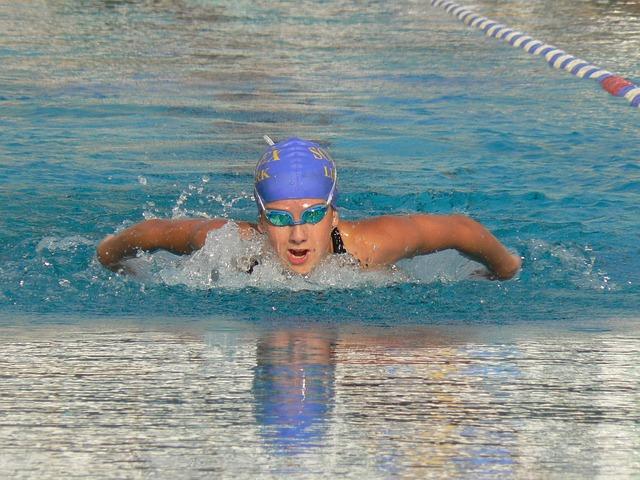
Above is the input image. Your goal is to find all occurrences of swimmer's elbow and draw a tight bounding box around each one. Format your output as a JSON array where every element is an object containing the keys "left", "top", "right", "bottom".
[
  {"left": 450, "top": 214, "right": 478, "bottom": 233},
  {"left": 449, "top": 214, "right": 493, "bottom": 247}
]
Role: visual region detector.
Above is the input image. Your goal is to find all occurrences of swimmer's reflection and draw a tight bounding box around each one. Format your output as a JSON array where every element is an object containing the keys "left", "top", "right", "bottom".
[{"left": 252, "top": 328, "right": 336, "bottom": 453}]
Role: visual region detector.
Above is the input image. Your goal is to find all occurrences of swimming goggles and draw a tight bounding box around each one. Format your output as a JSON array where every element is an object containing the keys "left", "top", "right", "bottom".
[
  {"left": 254, "top": 160, "right": 337, "bottom": 227},
  {"left": 262, "top": 203, "right": 329, "bottom": 227}
]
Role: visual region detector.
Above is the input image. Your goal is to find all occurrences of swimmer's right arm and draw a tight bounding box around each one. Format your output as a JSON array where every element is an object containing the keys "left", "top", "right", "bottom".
[
  {"left": 96, "top": 219, "right": 256, "bottom": 271},
  {"left": 340, "top": 214, "right": 521, "bottom": 280}
]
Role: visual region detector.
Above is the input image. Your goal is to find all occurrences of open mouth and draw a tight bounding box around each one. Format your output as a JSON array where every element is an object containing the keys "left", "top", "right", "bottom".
[{"left": 287, "top": 249, "right": 309, "bottom": 265}]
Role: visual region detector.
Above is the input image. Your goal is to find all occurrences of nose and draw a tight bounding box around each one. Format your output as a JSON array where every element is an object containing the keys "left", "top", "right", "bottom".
[{"left": 288, "top": 223, "right": 307, "bottom": 244}]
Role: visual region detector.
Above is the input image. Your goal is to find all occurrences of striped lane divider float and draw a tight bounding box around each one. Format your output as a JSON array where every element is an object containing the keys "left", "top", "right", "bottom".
[{"left": 431, "top": 0, "right": 640, "bottom": 108}]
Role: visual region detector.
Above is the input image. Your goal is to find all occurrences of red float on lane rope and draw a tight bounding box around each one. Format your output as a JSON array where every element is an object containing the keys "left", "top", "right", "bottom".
[{"left": 601, "top": 76, "right": 634, "bottom": 97}]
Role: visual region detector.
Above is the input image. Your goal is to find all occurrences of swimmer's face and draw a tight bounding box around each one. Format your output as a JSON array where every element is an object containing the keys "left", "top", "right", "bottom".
[{"left": 258, "top": 198, "right": 337, "bottom": 275}]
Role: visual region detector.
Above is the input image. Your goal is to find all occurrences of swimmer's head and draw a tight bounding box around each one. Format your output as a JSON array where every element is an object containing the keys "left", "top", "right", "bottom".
[
  {"left": 254, "top": 137, "right": 339, "bottom": 275},
  {"left": 254, "top": 137, "right": 337, "bottom": 210}
]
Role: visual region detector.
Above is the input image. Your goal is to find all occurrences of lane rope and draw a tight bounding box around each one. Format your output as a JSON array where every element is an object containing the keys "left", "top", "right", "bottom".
[{"left": 431, "top": 0, "right": 640, "bottom": 108}]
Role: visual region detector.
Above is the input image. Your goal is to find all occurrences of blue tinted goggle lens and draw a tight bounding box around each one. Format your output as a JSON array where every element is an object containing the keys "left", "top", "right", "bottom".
[
  {"left": 301, "top": 205, "right": 329, "bottom": 224},
  {"left": 264, "top": 210, "right": 294, "bottom": 227},
  {"left": 264, "top": 204, "right": 328, "bottom": 227}
]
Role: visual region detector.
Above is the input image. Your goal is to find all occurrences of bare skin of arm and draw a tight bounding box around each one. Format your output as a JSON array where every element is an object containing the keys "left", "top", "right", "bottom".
[
  {"left": 96, "top": 218, "right": 256, "bottom": 271},
  {"left": 338, "top": 214, "right": 521, "bottom": 280}
]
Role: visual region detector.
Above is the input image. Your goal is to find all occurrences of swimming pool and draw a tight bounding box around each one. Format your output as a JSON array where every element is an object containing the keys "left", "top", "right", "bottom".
[{"left": 1, "top": 0, "right": 639, "bottom": 477}]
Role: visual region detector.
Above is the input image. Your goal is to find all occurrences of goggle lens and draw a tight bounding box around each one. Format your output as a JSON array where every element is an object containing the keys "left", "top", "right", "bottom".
[
  {"left": 265, "top": 211, "right": 295, "bottom": 226},
  {"left": 301, "top": 205, "right": 328, "bottom": 224}
]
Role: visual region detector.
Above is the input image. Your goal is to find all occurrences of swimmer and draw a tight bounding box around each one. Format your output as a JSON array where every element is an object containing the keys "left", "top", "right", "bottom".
[{"left": 97, "top": 137, "right": 521, "bottom": 280}]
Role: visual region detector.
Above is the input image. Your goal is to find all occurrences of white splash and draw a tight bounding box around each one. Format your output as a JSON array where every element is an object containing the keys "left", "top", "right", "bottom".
[
  {"left": 121, "top": 223, "right": 416, "bottom": 291},
  {"left": 36, "top": 235, "right": 95, "bottom": 253},
  {"left": 528, "top": 239, "right": 616, "bottom": 291},
  {"left": 396, "top": 250, "right": 487, "bottom": 283},
  {"left": 163, "top": 175, "right": 253, "bottom": 221}
]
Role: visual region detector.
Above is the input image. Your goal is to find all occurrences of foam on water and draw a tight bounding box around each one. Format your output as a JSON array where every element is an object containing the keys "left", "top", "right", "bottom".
[
  {"left": 35, "top": 235, "right": 95, "bottom": 253},
  {"left": 117, "top": 187, "right": 487, "bottom": 291},
  {"left": 124, "top": 222, "right": 410, "bottom": 291},
  {"left": 105, "top": 216, "right": 616, "bottom": 294},
  {"left": 524, "top": 239, "right": 616, "bottom": 291}
]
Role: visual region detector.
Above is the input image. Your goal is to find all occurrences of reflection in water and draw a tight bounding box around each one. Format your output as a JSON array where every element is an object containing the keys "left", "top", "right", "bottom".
[
  {"left": 1, "top": 320, "right": 640, "bottom": 478},
  {"left": 253, "top": 328, "right": 335, "bottom": 453},
  {"left": 333, "top": 328, "right": 519, "bottom": 478}
]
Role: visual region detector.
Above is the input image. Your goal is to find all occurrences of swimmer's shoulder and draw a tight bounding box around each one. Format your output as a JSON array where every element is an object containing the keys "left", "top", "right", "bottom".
[
  {"left": 336, "top": 217, "right": 399, "bottom": 267},
  {"left": 337, "top": 216, "right": 409, "bottom": 241},
  {"left": 337, "top": 215, "right": 438, "bottom": 267}
]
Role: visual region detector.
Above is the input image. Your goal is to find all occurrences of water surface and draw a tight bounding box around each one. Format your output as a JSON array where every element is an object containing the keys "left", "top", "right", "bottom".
[{"left": 1, "top": 0, "right": 640, "bottom": 477}]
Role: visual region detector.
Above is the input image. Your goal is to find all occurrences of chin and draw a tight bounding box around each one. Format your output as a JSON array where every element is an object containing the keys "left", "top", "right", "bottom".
[
  {"left": 287, "top": 263, "right": 315, "bottom": 275},
  {"left": 281, "top": 256, "right": 319, "bottom": 275}
]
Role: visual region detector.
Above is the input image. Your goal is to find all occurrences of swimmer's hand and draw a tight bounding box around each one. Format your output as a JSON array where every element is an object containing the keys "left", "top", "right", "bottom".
[
  {"left": 471, "top": 254, "right": 521, "bottom": 280},
  {"left": 499, "top": 253, "right": 522, "bottom": 280},
  {"left": 97, "top": 234, "right": 124, "bottom": 272}
]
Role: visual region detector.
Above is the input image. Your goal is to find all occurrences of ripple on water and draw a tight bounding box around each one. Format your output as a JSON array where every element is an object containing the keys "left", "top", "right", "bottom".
[{"left": 1, "top": 324, "right": 639, "bottom": 478}]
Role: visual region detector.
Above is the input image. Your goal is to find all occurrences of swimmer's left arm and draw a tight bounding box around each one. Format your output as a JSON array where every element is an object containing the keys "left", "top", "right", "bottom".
[
  {"left": 340, "top": 214, "right": 521, "bottom": 280},
  {"left": 97, "top": 218, "right": 257, "bottom": 271}
]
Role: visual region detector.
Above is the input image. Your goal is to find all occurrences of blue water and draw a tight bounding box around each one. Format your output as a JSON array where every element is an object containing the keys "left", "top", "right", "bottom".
[
  {"left": 2, "top": 0, "right": 638, "bottom": 323},
  {"left": 2, "top": 1, "right": 640, "bottom": 477}
]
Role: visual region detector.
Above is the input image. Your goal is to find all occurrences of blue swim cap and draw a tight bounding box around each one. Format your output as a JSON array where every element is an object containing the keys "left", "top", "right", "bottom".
[{"left": 254, "top": 137, "right": 337, "bottom": 208}]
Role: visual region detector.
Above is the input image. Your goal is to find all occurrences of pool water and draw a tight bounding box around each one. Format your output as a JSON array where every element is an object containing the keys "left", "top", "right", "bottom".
[{"left": 1, "top": 1, "right": 639, "bottom": 478}]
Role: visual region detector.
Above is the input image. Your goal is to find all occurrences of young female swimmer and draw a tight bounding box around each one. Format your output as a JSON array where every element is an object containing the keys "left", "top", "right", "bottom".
[{"left": 97, "top": 137, "right": 521, "bottom": 280}]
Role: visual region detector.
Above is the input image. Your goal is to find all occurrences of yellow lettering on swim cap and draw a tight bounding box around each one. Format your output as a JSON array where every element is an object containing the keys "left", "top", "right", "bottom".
[
  {"left": 309, "top": 146, "right": 329, "bottom": 160},
  {"left": 323, "top": 166, "right": 336, "bottom": 179},
  {"left": 272, "top": 149, "right": 280, "bottom": 161},
  {"left": 255, "top": 168, "right": 270, "bottom": 182}
]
